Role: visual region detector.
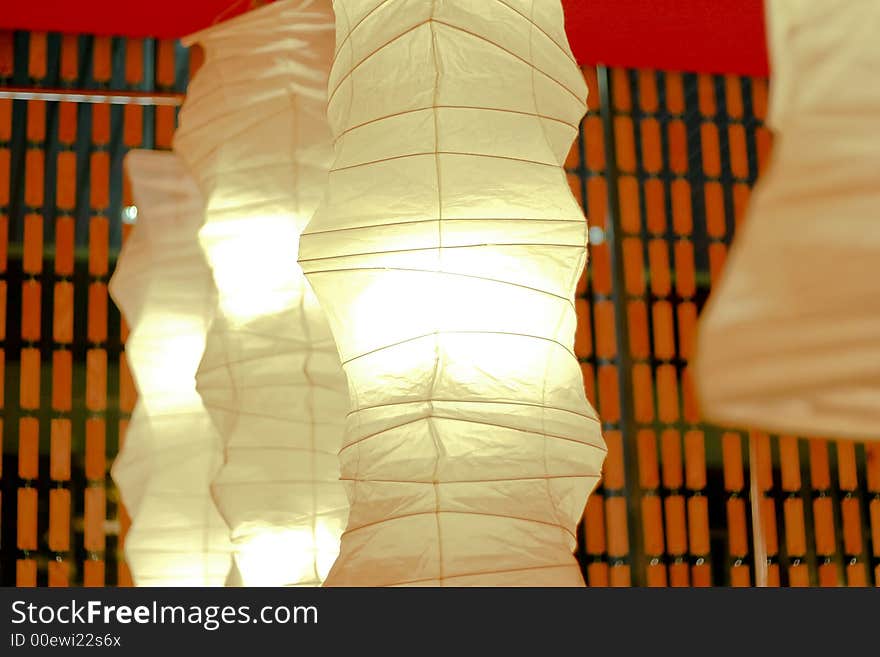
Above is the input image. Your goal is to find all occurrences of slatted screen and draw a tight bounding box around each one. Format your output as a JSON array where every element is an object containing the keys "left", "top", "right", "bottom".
[
  {"left": 568, "top": 67, "right": 880, "bottom": 587},
  {"left": 0, "top": 29, "right": 878, "bottom": 587},
  {"left": 0, "top": 31, "right": 190, "bottom": 586}
]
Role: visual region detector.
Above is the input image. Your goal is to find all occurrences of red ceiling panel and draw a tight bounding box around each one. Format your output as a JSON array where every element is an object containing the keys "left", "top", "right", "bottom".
[
  {"left": 0, "top": 0, "right": 769, "bottom": 76},
  {"left": 563, "top": 0, "right": 768, "bottom": 76}
]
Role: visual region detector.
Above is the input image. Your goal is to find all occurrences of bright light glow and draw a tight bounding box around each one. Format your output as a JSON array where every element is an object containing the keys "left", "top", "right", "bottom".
[
  {"left": 234, "top": 523, "right": 342, "bottom": 587},
  {"left": 174, "top": 0, "right": 347, "bottom": 587},
  {"left": 298, "top": 0, "right": 606, "bottom": 587},
  {"left": 199, "top": 214, "right": 305, "bottom": 323},
  {"left": 109, "top": 150, "right": 231, "bottom": 586},
  {"left": 337, "top": 268, "right": 570, "bottom": 376}
]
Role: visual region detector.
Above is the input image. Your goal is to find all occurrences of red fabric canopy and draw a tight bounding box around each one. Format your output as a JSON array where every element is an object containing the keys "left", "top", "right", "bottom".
[{"left": 0, "top": 0, "right": 769, "bottom": 76}]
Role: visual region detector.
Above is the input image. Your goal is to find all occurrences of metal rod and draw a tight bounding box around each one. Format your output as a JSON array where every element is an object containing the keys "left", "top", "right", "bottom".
[
  {"left": 0, "top": 86, "right": 184, "bottom": 106},
  {"left": 598, "top": 65, "right": 647, "bottom": 585},
  {"left": 748, "top": 436, "right": 769, "bottom": 587}
]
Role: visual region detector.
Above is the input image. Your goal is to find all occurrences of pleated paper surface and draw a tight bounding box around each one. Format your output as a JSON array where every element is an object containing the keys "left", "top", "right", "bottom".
[
  {"left": 109, "top": 150, "right": 232, "bottom": 586},
  {"left": 174, "top": 0, "right": 349, "bottom": 586},
  {"left": 300, "top": 0, "right": 607, "bottom": 586},
  {"left": 695, "top": 0, "right": 880, "bottom": 440}
]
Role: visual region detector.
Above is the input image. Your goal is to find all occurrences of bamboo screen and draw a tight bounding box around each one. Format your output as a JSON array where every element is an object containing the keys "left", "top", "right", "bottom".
[{"left": 0, "top": 30, "right": 877, "bottom": 587}]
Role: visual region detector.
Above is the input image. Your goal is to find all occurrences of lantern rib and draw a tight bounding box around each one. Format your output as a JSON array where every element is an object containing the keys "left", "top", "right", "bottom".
[
  {"left": 183, "top": 159, "right": 324, "bottom": 181},
  {"left": 338, "top": 414, "right": 607, "bottom": 454},
  {"left": 327, "top": 0, "right": 576, "bottom": 73},
  {"left": 433, "top": 17, "right": 586, "bottom": 104},
  {"left": 329, "top": 150, "right": 564, "bottom": 173},
  {"left": 528, "top": 2, "right": 564, "bottom": 538},
  {"left": 343, "top": 510, "right": 578, "bottom": 543},
  {"left": 197, "top": 405, "right": 343, "bottom": 423},
  {"left": 299, "top": 266, "right": 577, "bottom": 306},
  {"left": 301, "top": 0, "right": 603, "bottom": 586},
  {"left": 212, "top": 480, "right": 353, "bottom": 488},
  {"left": 341, "top": 474, "right": 602, "bottom": 484},
  {"left": 226, "top": 446, "right": 339, "bottom": 456},
  {"left": 195, "top": 367, "right": 341, "bottom": 389},
  {"left": 177, "top": 105, "right": 291, "bottom": 166},
  {"left": 327, "top": 18, "right": 584, "bottom": 109},
  {"left": 340, "top": 330, "right": 578, "bottom": 365},
  {"left": 494, "top": 0, "right": 577, "bottom": 64},
  {"left": 165, "top": 193, "right": 294, "bottom": 217},
  {"left": 329, "top": 0, "right": 391, "bottom": 70},
  {"left": 302, "top": 216, "right": 585, "bottom": 236},
  {"left": 344, "top": 397, "right": 600, "bottom": 422},
  {"left": 181, "top": 0, "right": 315, "bottom": 45},
  {"left": 386, "top": 562, "right": 577, "bottom": 587},
  {"left": 426, "top": 1, "right": 447, "bottom": 584},
  {"left": 300, "top": 243, "right": 586, "bottom": 267},
  {"left": 327, "top": 19, "right": 431, "bottom": 105},
  {"left": 333, "top": 105, "right": 578, "bottom": 145}
]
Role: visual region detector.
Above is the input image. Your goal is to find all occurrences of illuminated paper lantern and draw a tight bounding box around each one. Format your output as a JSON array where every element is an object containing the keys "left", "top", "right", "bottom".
[
  {"left": 298, "top": 0, "right": 606, "bottom": 586},
  {"left": 174, "top": 0, "right": 349, "bottom": 586},
  {"left": 695, "top": 0, "right": 880, "bottom": 440},
  {"left": 109, "top": 150, "right": 232, "bottom": 586}
]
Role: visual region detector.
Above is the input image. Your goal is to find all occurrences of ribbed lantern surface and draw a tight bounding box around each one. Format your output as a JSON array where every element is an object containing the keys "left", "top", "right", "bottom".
[
  {"left": 695, "top": 0, "right": 880, "bottom": 440},
  {"left": 109, "top": 150, "right": 231, "bottom": 586},
  {"left": 299, "top": 0, "right": 606, "bottom": 586},
  {"left": 174, "top": 0, "right": 349, "bottom": 586}
]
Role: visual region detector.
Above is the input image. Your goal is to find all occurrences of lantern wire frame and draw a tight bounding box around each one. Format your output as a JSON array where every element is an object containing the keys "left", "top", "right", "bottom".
[
  {"left": 174, "top": 0, "right": 350, "bottom": 587},
  {"left": 299, "top": 0, "right": 607, "bottom": 586}
]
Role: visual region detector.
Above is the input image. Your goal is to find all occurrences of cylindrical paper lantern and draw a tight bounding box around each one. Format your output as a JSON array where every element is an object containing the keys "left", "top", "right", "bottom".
[
  {"left": 695, "top": 0, "right": 880, "bottom": 440},
  {"left": 109, "top": 150, "right": 232, "bottom": 586},
  {"left": 174, "top": 0, "right": 349, "bottom": 586},
  {"left": 299, "top": 0, "right": 606, "bottom": 586}
]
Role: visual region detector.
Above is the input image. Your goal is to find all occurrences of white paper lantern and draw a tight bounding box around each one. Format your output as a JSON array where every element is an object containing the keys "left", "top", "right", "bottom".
[
  {"left": 174, "top": 0, "right": 349, "bottom": 586},
  {"left": 299, "top": 0, "right": 606, "bottom": 586},
  {"left": 695, "top": 0, "right": 880, "bottom": 440},
  {"left": 109, "top": 150, "right": 232, "bottom": 586}
]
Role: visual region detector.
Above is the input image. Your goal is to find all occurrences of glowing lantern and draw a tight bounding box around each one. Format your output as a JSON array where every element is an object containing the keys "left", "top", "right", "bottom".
[
  {"left": 174, "top": 0, "right": 349, "bottom": 586},
  {"left": 109, "top": 150, "right": 231, "bottom": 586},
  {"left": 695, "top": 0, "right": 880, "bottom": 440},
  {"left": 298, "top": 0, "right": 606, "bottom": 586}
]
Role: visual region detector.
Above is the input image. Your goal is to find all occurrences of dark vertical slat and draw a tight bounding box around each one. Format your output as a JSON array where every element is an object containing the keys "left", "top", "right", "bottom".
[
  {"left": 570, "top": 65, "right": 616, "bottom": 586},
  {"left": 596, "top": 65, "right": 641, "bottom": 586}
]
